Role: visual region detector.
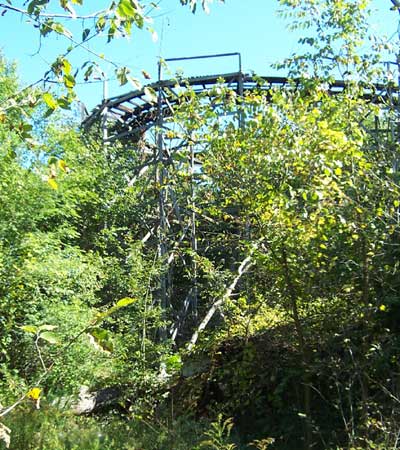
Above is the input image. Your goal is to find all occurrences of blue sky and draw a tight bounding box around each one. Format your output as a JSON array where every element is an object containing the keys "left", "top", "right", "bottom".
[{"left": 0, "top": 0, "right": 398, "bottom": 110}]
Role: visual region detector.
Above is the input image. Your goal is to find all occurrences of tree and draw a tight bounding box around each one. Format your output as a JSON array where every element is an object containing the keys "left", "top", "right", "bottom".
[
  {"left": 0, "top": 1, "right": 223, "bottom": 122},
  {"left": 161, "top": 1, "right": 400, "bottom": 447},
  {"left": 0, "top": 55, "right": 169, "bottom": 445},
  {"left": 2, "top": 1, "right": 400, "bottom": 449}
]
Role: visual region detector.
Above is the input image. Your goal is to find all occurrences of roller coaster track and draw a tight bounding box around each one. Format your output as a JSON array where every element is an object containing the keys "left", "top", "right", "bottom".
[
  {"left": 82, "top": 71, "right": 396, "bottom": 144},
  {"left": 81, "top": 66, "right": 400, "bottom": 336}
]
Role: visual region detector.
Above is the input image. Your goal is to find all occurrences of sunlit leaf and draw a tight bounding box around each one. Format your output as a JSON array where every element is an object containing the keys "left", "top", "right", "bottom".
[
  {"left": 334, "top": 167, "right": 342, "bottom": 176},
  {"left": 47, "top": 178, "right": 58, "bottom": 190},
  {"left": 38, "top": 324, "right": 58, "bottom": 332},
  {"left": 62, "top": 58, "right": 72, "bottom": 75},
  {"left": 63, "top": 74, "right": 76, "bottom": 89},
  {"left": 52, "top": 22, "right": 72, "bottom": 38},
  {"left": 39, "top": 331, "right": 60, "bottom": 344},
  {"left": 89, "top": 327, "right": 114, "bottom": 352},
  {"left": 116, "top": 297, "right": 136, "bottom": 308},
  {"left": 58, "top": 159, "right": 68, "bottom": 172},
  {"left": 117, "top": 0, "right": 136, "bottom": 18},
  {"left": 116, "top": 66, "right": 130, "bottom": 86},
  {"left": 144, "top": 86, "right": 157, "bottom": 103},
  {"left": 19, "top": 325, "right": 38, "bottom": 334},
  {"left": 42, "top": 92, "right": 57, "bottom": 110},
  {"left": 27, "top": 387, "right": 42, "bottom": 400}
]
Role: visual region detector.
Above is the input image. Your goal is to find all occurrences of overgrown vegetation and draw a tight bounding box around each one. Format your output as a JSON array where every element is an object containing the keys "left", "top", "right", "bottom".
[{"left": 1, "top": 0, "right": 400, "bottom": 449}]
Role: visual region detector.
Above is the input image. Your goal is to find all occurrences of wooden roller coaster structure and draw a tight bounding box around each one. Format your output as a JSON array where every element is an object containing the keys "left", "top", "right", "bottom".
[{"left": 82, "top": 53, "right": 399, "bottom": 341}]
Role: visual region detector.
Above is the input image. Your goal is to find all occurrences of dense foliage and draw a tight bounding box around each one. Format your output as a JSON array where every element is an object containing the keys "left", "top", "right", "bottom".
[{"left": 1, "top": 1, "right": 400, "bottom": 449}]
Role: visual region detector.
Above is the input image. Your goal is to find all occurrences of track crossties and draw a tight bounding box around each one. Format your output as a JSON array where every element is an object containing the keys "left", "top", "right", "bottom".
[{"left": 82, "top": 71, "right": 395, "bottom": 144}]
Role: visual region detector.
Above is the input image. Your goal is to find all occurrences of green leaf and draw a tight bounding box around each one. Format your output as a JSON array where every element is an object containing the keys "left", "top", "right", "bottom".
[
  {"left": 44, "top": 108, "right": 55, "bottom": 118},
  {"left": 164, "top": 354, "right": 182, "bottom": 371},
  {"left": 82, "top": 28, "right": 90, "bottom": 41},
  {"left": 117, "top": 0, "right": 136, "bottom": 18},
  {"left": 39, "top": 331, "right": 60, "bottom": 344},
  {"left": 20, "top": 325, "right": 38, "bottom": 334},
  {"left": 52, "top": 22, "right": 72, "bottom": 38},
  {"left": 27, "top": 1, "right": 35, "bottom": 14},
  {"left": 38, "top": 324, "right": 58, "bottom": 332},
  {"left": 28, "top": 0, "right": 49, "bottom": 15},
  {"left": 89, "top": 327, "right": 114, "bottom": 352},
  {"left": 63, "top": 74, "right": 76, "bottom": 89},
  {"left": 94, "top": 311, "right": 108, "bottom": 323},
  {"left": 94, "top": 298, "right": 136, "bottom": 324},
  {"left": 96, "top": 16, "right": 106, "bottom": 32},
  {"left": 116, "top": 66, "right": 130, "bottom": 86},
  {"left": 57, "top": 96, "right": 72, "bottom": 110},
  {"left": 83, "top": 65, "right": 94, "bottom": 81},
  {"left": 116, "top": 297, "right": 136, "bottom": 308}
]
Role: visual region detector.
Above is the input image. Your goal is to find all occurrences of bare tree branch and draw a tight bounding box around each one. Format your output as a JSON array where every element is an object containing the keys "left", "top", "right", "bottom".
[
  {"left": 0, "top": 3, "right": 108, "bottom": 20},
  {"left": 391, "top": 0, "right": 400, "bottom": 13},
  {"left": 187, "top": 243, "right": 261, "bottom": 351}
]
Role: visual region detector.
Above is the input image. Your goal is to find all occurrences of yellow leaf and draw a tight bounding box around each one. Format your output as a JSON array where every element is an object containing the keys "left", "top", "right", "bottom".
[
  {"left": 58, "top": 159, "right": 68, "bottom": 172},
  {"left": 334, "top": 167, "right": 342, "bottom": 176},
  {"left": 47, "top": 178, "right": 58, "bottom": 190},
  {"left": 27, "top": 387, "right": 41, "bottom": 400},
  {"left": 379, "top": 305, "right": 386, "bottom": 312},
  {"left": 42, "top": 92, "right": 57, "bottom": 110},
  {"left": 116, "top": 297, "right": 136, "bottom": 308}
]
